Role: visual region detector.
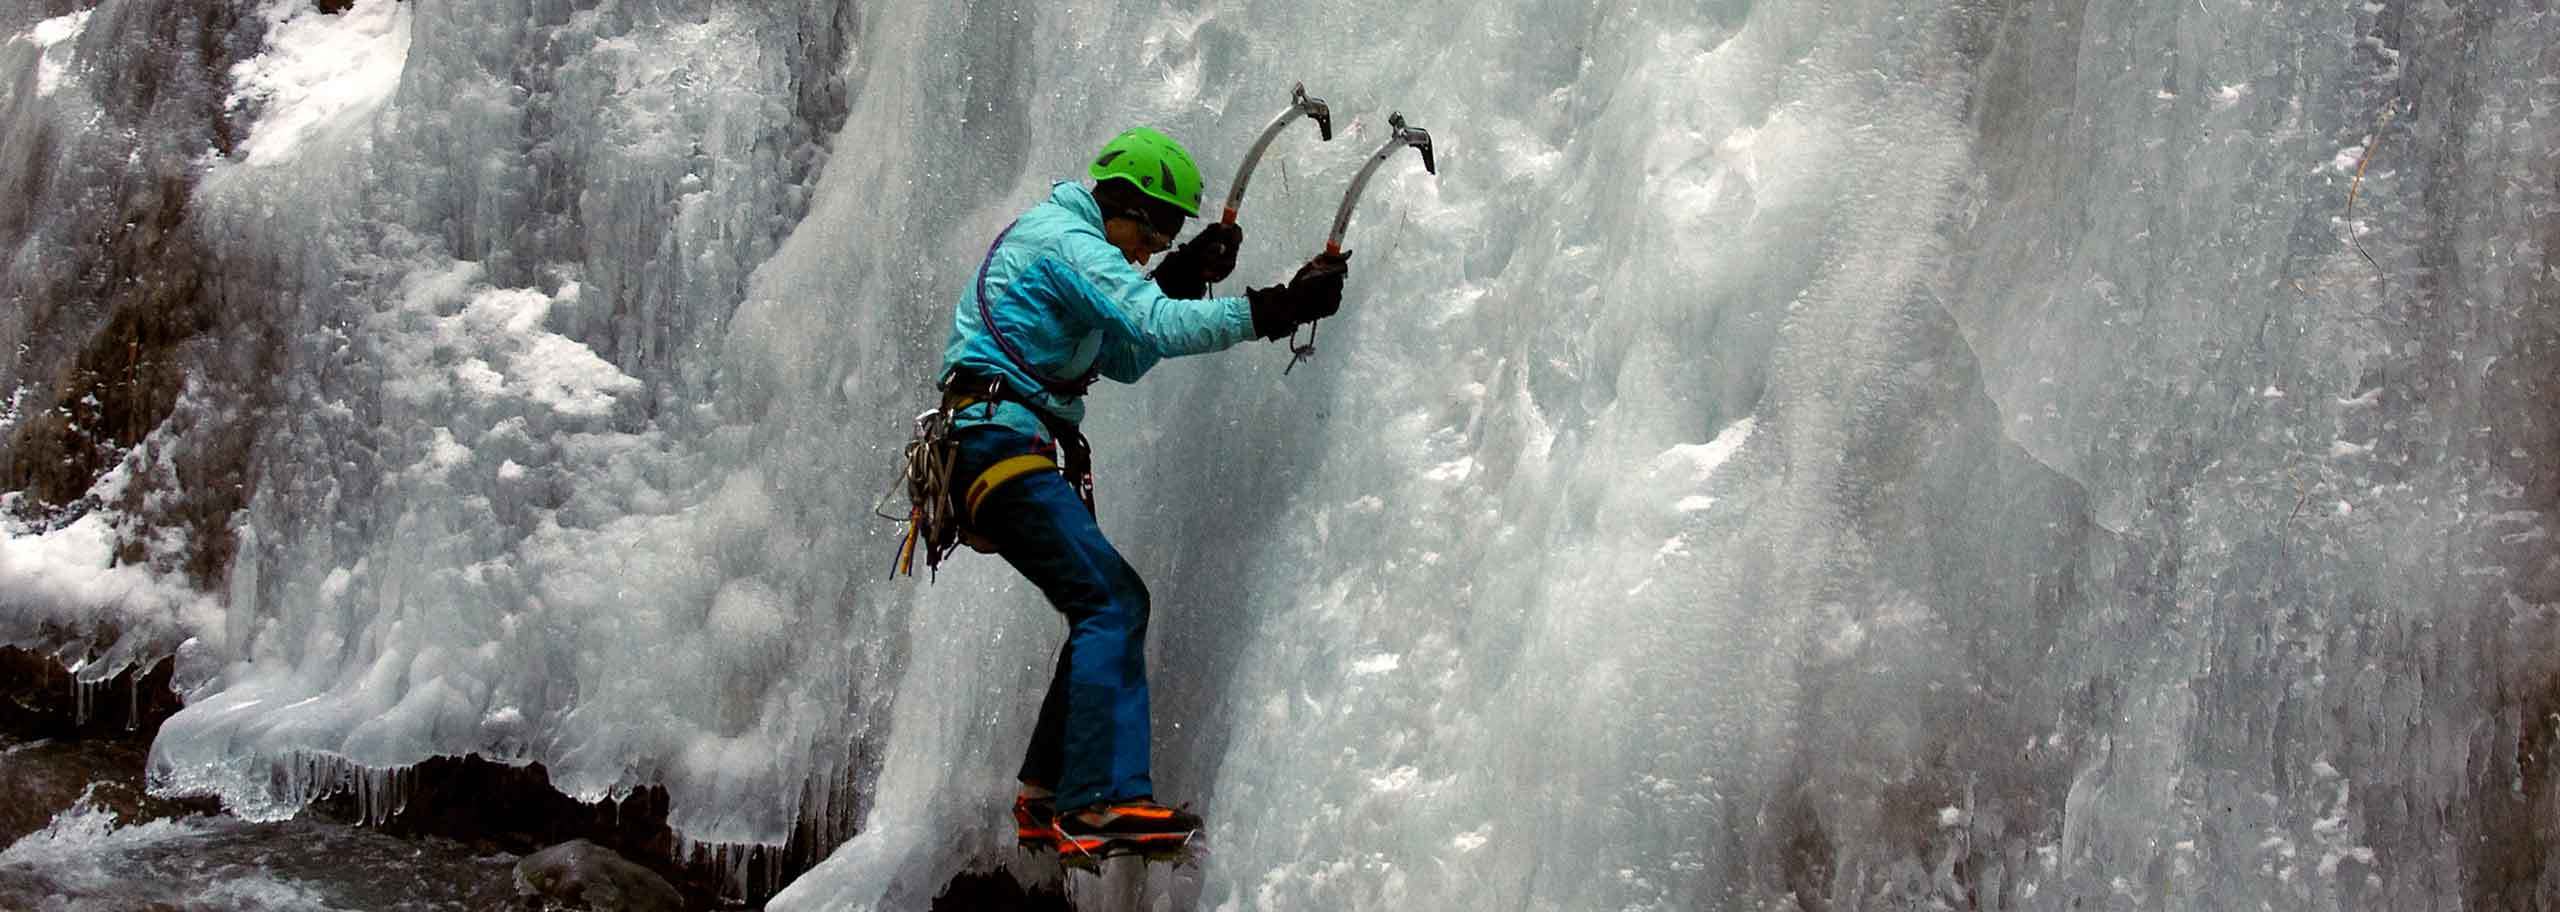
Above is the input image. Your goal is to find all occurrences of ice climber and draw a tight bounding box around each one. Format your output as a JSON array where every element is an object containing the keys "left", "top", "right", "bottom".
[{"left": 928, "top": 126, "right": 1350, "bottom": 858}]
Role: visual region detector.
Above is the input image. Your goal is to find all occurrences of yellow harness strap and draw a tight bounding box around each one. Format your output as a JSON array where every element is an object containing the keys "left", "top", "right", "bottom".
[{"left": 966, "top": 453, "right": 1061, "bottom": 523}]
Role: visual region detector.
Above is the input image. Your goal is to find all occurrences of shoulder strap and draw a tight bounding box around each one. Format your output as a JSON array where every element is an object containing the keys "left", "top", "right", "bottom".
[{"left": 975, "top": 220, "right": 1101, "bottom": 397}]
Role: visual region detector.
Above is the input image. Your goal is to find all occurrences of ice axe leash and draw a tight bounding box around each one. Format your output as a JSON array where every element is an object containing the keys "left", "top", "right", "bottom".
[{"left": 1288, "top": 112, "right": 1435, "bottom": 374}]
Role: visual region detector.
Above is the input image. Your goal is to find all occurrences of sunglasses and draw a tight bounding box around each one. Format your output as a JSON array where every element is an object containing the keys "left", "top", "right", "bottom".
[{"left": 1112, "top": 207, "right": 1182, "bottom": 253}]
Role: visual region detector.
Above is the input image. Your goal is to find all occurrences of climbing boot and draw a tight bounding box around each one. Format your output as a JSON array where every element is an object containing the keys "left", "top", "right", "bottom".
[
  {"left": 1013, "top": 792, "right": 1057, "bottom": 851},
  {"left": 1051, "top": 798, "right": 1202, "bottom": 863}
]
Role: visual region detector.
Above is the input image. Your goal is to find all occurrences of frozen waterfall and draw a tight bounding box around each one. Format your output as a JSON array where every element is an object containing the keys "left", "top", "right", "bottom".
[{"left": 1, "top": 0, "right": 2553, "bottom": 909}]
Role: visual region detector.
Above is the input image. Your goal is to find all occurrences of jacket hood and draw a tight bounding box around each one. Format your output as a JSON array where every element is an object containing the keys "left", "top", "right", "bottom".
[{"left": 1048, "top": 181, "right": 1103, "bottom": 229}]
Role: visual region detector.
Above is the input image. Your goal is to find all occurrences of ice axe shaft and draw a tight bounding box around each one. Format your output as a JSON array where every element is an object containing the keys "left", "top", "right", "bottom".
[
  {"left": 1221, "top": 83, "right": 1332, "bottom": 225},
  {"left": 1324, "top": 113, "right": 1435, "bottom": 255}
]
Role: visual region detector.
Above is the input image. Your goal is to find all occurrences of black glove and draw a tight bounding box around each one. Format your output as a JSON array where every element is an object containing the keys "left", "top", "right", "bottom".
[
  {"left": 1150, "top": 222, "right": 1243, "bottom": 299},
  {"left": 1248, "top": 250, "right": 1353, "bottom": 340}
]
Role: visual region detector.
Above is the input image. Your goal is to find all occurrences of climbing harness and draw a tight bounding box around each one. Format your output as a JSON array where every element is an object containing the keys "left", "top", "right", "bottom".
[
  {"left": 886, "top": 371, "right": 1097, "bottom": 580},
  {"left": 1288, "top": 112, "right": 1435, "bottom": 374},
  {"left": 948, "top": 370, "right": 1097, "bottom": 519}
]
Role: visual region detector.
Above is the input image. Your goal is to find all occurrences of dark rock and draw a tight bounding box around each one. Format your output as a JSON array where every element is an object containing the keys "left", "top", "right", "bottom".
[
  {"left": 936, "top": 868, "right": 1070, "bottom": 911},
  {"left": 0, "top": 735, "right": 209, "bottom": 846},
  {"left": 514, "top": 839, "right": 689, "bottom": 912}
]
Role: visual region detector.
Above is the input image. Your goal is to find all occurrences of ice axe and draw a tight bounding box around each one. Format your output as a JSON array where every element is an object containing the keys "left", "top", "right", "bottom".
[
  {"left": 1325, "top": 112, "right": 1435, "bottom": 254},
  {"left": 1201, "top": 84, "right": 1332, "bottom": 298},
  {"left": 1287, "top": 112, "right": 1435, "bottom": 373},
  {"left": 1220, "top": 82, "right": 1333, "bottom": 226}
]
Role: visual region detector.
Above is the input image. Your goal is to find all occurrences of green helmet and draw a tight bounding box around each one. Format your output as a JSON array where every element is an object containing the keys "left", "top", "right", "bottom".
[{"left": 1089, "top": 126, "right": 1203, "bottom": 218}]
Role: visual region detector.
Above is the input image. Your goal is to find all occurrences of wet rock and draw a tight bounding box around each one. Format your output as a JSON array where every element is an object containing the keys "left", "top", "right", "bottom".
[
  {"left": 514, "top": 839, "right": 687, "bottom": 912},
  {"left": 0, "top": 736, "right": 212, "bottom": 846}
]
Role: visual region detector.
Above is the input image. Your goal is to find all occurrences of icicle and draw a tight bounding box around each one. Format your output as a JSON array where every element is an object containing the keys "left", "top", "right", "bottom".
[
  {"left": 670, "top": 832, "right": 786, "bottom": 905},
  {"left": 390, "top": 765, "right": 411, "bottom": 821}
]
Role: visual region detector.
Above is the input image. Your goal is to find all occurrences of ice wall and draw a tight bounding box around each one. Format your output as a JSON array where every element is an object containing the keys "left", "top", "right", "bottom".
[{"left": 0, "top": 0, "right": 2553, "bottom": 909}]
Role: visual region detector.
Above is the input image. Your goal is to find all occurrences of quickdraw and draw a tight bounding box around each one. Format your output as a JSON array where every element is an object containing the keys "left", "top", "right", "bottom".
[{"left": 888, "top": 402, "right": 967, "bottom": 579}]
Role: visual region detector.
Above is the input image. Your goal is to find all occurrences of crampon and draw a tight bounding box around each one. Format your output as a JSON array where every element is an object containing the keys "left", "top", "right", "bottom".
[
  {"left": 1050, "top": 825, "right": 1206, "bottom": 871},
  {"left": 1030, "top": 799, "right": 1207, "bottom": 870}
]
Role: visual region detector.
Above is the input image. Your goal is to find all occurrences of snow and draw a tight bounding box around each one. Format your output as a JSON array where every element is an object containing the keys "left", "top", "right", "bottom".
[
  {"left": 23, "top": 10, "right": 90, "bottom": 97},
  {"left": 382, "top": 266, "right": 643, "bottom": 419},
  {"left": 0, "top": 465, "right": 223, "bottom": 685},
  {"left": 225, "top": 0, "right": 412, "bottom": 167}
]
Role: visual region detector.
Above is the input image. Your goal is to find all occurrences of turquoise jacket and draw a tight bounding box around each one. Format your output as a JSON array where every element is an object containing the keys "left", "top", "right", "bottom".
[{"left": 942, "top": 182, "right": 1256, "bottom": 440}]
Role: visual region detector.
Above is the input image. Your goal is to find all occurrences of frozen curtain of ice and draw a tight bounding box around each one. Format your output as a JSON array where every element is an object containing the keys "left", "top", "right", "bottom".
[{"left": 1, "top": 0, "right": 2554, "bottom": 909}]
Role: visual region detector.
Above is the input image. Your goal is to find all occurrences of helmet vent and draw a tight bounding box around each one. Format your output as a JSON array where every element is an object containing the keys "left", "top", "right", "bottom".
[{"left": 1095, "top": 150, "right": 1123, "bottom": 168}]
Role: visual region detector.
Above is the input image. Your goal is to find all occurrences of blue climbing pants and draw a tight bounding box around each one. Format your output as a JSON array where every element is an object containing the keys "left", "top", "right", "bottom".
[{"left": 950, "top": 425, "right": 1153, "bottom": 812}]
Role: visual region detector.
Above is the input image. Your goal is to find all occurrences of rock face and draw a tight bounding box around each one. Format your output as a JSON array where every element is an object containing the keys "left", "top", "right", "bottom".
[{"left": 514, "top": 839, "right": 689, "bottom": 912}]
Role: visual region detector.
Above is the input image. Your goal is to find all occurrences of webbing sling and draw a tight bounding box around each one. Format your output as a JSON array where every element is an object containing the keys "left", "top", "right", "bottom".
[{"left": 943, "top": 373, "right": 1097, "bottom": 519}]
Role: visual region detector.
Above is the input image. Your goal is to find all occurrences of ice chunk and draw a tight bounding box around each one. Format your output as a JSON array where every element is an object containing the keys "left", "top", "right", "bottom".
[
  {"left": 1653, "top": 417, "right": 1758, "bottom": 483},
  {"left": 1351, "top": 653, "right": 1401, "bottom": 676},
  {"left": 1451, "top": 826, "right": 1491, "bottom": 853}
]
